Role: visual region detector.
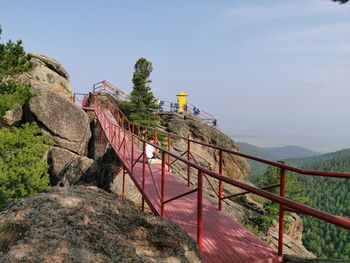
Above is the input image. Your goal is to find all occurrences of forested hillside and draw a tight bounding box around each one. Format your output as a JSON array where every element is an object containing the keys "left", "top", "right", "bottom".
[
  {"left": 264, "top": 145, "right": 319, "bottom": 160},
  {"left": 288, "top": 149, "right": 350, "bottom": 260},
  {"left": 237, "top": 142, "right": 319, "bottom": 184}
]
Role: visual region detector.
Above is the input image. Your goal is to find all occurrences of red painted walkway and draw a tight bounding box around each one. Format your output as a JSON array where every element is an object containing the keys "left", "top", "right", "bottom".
[{"left": 97, "top": 107, "right": 283, "bottom": 263}]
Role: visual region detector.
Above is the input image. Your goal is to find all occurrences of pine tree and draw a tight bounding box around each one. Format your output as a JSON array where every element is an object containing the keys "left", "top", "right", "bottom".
[
  {"left": 0, "top": 26, "right": 31, "bottom": 81},
  {"left": 119, "top": 58, "right": 160, "bottom": 127},
  {"left": 0, "top": 27, "right": 50, "bottom": 209},
  {"left": 257, "top": 161, "right": 306, "bottom": 231},
  {"left": 0, "top": 123, "right": 52, "bottom": 206}
]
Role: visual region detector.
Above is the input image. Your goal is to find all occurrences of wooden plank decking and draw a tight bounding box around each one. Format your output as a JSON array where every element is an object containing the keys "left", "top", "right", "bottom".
[{"left": 100, "top": 108, "right": 283, "bottom": 263}]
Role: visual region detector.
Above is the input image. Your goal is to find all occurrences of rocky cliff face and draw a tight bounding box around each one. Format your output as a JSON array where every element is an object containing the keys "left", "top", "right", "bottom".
[
  {"left": 4, "top": 52, "right": 314, "bottom": 260},
  {"left": 0, "top": 186, "right": 201, "bottom": 263},
  {"left": 9, "top": 53, "right": 101, "bottom": 187},
  {"left": 14, "top": 52, "right": 72, "bottom": 100},
  {"left": 160, "top": 112, "right": 250, "bottom": 179}
]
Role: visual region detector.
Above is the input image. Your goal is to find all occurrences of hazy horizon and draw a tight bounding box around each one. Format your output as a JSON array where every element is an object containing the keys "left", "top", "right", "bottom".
[
  {"left": 232, "top": 132, "right": 349, "bottom": 154},
  {"left": 1, "top": 0, "right": 349, "bottom": 153}
]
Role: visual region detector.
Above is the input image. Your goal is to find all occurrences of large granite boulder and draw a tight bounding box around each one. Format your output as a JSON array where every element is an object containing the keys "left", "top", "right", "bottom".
[
  {"left": 265, "top": 214, "right": 315, "bottom": 259},
  {"left": 48, "top": 147, "right": 100, "bottom": 186},
  {"left": 0, "top": 105, "right": 22, "bottom": 127},
  {"left": 26, "top": 86, "right": 91, "bottom": 155},
  {"left": 13, "top": 52, "right": 72, "bottom": 100},
  {"left": 0, "top": 186, "right": 201, "bottom": 263},
  {"left": 160, "top": 112, "right": 250, "bottom": 179}
]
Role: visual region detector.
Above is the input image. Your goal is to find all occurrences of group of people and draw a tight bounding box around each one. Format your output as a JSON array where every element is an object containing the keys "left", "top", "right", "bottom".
[{"left": 160, "top": 101, "right": 201, "bottom": 115}]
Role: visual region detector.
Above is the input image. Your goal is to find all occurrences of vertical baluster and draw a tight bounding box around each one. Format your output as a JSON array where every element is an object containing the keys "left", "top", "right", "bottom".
[
  {"left": 278, "top": 168, "right": 286, "bottom": 256},
  {"left": 161, "top": 151, "right": 166, "bottom": 216},
  {"left": 197, "top": 170, "right": 203, "bottom": 254},
  {"left": 142, "top": 142, "right": 146, "bottom": 211},
  {"left": 168, "top": 134, "right": 171, "bottom": 172},
  {"left": 219, "top": 150, "right": 223, "bottom": 211},
  {"left": 131, "top": 132, "right": 134, "bottom": 173},
  {"left": 187, "top": 139, "right": 191, "bottom": 186}
]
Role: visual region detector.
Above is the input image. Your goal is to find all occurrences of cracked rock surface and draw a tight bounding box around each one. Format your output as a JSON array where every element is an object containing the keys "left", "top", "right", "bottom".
[{"left": 0, "top": 186, "right": 201, "bottom": 263}]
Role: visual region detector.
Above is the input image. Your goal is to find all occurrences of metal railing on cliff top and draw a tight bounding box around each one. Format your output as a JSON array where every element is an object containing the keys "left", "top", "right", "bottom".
[{"left": 73, "top": 81, "right": 350, "bottom": 258}]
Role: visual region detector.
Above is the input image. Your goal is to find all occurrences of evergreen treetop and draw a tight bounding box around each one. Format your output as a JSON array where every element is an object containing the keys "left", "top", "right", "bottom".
[
  {"left": 0, "top": 26, "right": 31, "bottom": 81},
  {"left": 130, "top": 57, "right": 159, "bottom": 113},
  {"left": 118, "top": 57, "right": 160, "bottom": 127}
]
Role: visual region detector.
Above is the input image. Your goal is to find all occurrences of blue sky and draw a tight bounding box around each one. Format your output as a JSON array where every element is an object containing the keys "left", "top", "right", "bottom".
[{"left": 1, "top": 0, "right": 349, "bottom": 152}]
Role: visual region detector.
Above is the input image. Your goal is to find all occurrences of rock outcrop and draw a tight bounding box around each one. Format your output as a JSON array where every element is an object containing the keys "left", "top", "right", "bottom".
[
  {"left": 10, "top": 52, "right": 96, "bottom": 186},
  {"left": 160, "top": 112, "right": 250, "bottom": 179},
  {"left": 0, "top": 186, "right": 201, "bottom": 263},
  {"left": 14, "top": 52, "right": 72, "bottom": 100},
  {"left": 48, "top": 147, "right": 100, "bottom": 186},
  {"left": 26, "top": 86, "right": 91, "bottom": 155},
  {"left": 0, "top": 105, "right": 22, "bottom": 127},
  {"left": 266, "top": 214, "right": 314, "bottom": 258}
]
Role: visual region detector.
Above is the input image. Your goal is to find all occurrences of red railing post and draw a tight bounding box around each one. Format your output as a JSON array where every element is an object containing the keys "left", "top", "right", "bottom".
[
  {"left": 111, "top": 124, "right": 114, "bottom": 145},
  {"left": 161, "top": 151, "right": 166, "bottom": 217},
  {"left": 123, "top": 128, "right": 126, "bottom": 163},
  {"left": 187, "top": 139, "right": 191, "bottom": 186},
  {"left": 122, "top": 166, "right": 126, "bottom": 200},
  {"left": 73, "top": 94, "right": 76, "bottom": 103},
  {"left": 167, "top": 134, "right": 171, "bottom": 172},
  {"left": 278, "top": 168, "right": 286, "bottom": 256},
  {"left": 197, "top": 170, "right": 203, "bottom": 254},
  {"left": 118, "top": 124, "right": 121, "bottom": 149},
  {"left": 142, "top": 142, "right": 146, "bottom": 211},
  {"left": 131, "top": 132, "right": 134, "bottom": 173},
  {"left": 99, "top": 126, "right": 103, "bottom": 145},
  {"left": 138, "top": 124, "right": 141, "bottom": 148},
  {"left": 109, "top": 122, "right": 112, "bottom": 142},
  {"left": 114, "top": 125, "right": 117, "bottom": 149},
  {"left": 219, "top": 149, "right": 223, "bottom": 211}
]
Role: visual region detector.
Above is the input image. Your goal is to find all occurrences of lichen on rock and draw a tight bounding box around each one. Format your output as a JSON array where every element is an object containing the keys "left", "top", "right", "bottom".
[
  {"left": 0, "top": 186, "right": 201, "bottom": 263},
  {"left": 160, "top": 112, "right": 250, "bottom": 180},
  {"left": 14, "top": 52, "right": 72, "bottom": 100}
]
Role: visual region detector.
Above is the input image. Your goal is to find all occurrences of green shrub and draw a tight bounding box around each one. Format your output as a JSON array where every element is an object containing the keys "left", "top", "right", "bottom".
[
  {"left": 0, "top": 27, "right": 31, "bottom": 81},
  {"left": 0, "top": 27, "right": 33, "bottom": 116},
  {"left": 0, "top": 123, "right": 53, "bottom": 206},
  {"left": 0, "top": 81, "right": 34, "bottom": 116}
]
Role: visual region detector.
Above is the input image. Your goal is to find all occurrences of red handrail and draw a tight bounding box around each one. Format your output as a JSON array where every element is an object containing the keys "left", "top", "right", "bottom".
[
  {"left": 102, "top": 92, "right": 350, "bottom": 179},
  {"left": 78, "top": 90, "right": 350, "bottom": 258}
]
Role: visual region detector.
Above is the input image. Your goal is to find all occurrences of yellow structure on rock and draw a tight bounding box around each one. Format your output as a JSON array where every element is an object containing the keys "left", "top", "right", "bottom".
[{"left": 176, "top": 92, "right": 188, "bottom": 112}]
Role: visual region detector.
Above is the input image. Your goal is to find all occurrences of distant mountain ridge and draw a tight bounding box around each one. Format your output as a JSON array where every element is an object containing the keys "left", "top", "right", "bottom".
[
  {"left": 264, "top": 145, "right": 320, "bottom": 159},
  {"left": 237, "top": 142, "right": 320, "bottom": 161},
  {"left": 288, "top": 148, "right": 350, "bottom": 165},
  {"left": 237, "top": 142, "right": 279, "bottom": 160}
]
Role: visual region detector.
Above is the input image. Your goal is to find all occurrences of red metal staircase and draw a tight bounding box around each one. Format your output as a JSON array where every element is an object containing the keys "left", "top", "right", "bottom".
[{"left": 73, "top": 82, "right": 350, "bottom": 262}]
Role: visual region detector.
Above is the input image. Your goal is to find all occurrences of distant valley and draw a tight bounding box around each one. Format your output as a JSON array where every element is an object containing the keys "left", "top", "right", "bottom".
[
  {"left": 238, "top": 141, "right": 350, "bottom": 260},
  {"left": 237, "top": 142, "right": 320, "bottom": 183},
  {"left": 237, "top": 142, "right": 320, "bottom": 161}
]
